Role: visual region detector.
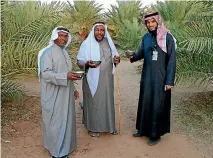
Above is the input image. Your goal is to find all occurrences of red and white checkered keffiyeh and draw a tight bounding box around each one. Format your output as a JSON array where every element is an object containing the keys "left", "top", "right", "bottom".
[{"left": 143, "top": 12, "right": 176, "bottom": 53}]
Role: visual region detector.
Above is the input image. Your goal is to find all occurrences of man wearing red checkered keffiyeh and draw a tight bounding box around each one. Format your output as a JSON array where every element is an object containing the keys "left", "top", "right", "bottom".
[
  {"left": 142, "top": 12, "right": 177, "bottom": 53},
  {"left": 126, "top": 12, "right": 176, "bottom": 146}
]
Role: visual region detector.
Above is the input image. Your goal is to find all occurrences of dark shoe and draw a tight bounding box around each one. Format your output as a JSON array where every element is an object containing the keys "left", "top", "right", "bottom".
[
  {"left": 148, "top": 137, "right": 161, "bottom": 146},
  {"left": 111, "top": 130, "right": 119, "bottom": 135},
  {"left": 79, "top": 102, "right": 83, "bottom": 109},
  {"left": 132, "top": 131, "right": 141, "bottom": 137}
]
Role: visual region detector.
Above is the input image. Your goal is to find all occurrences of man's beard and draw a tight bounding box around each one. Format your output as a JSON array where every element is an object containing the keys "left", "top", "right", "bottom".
[
  {"left": 95, "top": 36, "right": 104, "bottom": 42},
  {"left": 147, "top": 25, "right": 157, "bottom": 36},
  {"left": 148, "top": 28, "right": 157, "bottom": 36}
]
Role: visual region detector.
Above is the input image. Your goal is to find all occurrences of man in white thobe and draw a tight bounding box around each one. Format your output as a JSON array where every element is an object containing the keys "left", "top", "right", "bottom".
[
  {"left": 38, "top": 26, "right": 81, "bottom": 158},
  {"left": 77, "top": 22, "right": 120, "bottom": 137}
]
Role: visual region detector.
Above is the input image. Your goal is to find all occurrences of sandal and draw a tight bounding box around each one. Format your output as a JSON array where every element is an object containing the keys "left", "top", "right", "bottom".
[
  {"left": 52, "top": 155, "right": 68, "bottom": 158},
  {"left": 88, "top": 131, "right": 100, "bottom": 137},
  {"left": 111, "top": 130, "right": 119, "bottom": 135}
]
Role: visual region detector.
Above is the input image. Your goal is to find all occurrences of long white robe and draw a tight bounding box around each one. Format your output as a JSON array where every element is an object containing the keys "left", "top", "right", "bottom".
[
  {"left": 78, "top": 39, "right": 116, "bottom": 133},
  {"left": 40, "top": 44, "right": 77, "bottom": 157}
]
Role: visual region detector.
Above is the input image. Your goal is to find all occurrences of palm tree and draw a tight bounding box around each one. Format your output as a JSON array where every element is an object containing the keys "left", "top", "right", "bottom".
[
  {"left": 60, "top": 0, "right": 103, "bottom": 70},
  {"left": 106, "top": 0, "right": 144, "bottom": 26},
  {"left": 62, "top": 0, "right": 103, "bottom": 40},
  {"left": 1, "top": 1, "right": 67, "bottom": 103},
  {"left": 105, "top": 0, "right": 146, "bottom": 52},
  {"left": 154, "top": 1, "right": 213, "bottom": 86},
  {"left": 115, "top": 17, "right": 146, "bottom": 52}
]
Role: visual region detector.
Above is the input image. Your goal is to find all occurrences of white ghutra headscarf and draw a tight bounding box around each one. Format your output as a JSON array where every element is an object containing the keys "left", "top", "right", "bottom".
[
  {"left": 37, "top": 26, "right": 72, "bottom": 79},
  {"left": 77, "top": 23, "right": 119, "bottom": 97}
]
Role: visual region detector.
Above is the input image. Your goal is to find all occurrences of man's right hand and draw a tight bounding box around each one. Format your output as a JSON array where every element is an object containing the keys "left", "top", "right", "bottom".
[
  {"left": 67, "top": 72, "right": 81, "bottom": 80},
  {"left": 125, "top": 50, "right": 134, "bottom": 59},
  {"left": 86, "top": 61, "right": 99, "bottom": 68}
]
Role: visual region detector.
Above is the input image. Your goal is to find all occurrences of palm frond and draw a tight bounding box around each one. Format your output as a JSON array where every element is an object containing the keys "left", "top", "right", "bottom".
[
  {"left": 106, "top": 0, "right": 142, "bottom": 25},
  {"left": 154, "top": 1, "right": 213, "bottom": 87},
  {"left": 1, "top": 78, "right": 24, "bottom": 103},
  {"left": 63, "top": 0, "right": 103, "bottom": 37},
  {"left": 1, "top": 1, "right": 66, "bottom": 102},
  {"left": 176, "top": 48, "right": 213, "bottom": 86},
  {"left": 116, "top": 17, "right": 146, "bottom": 51}
]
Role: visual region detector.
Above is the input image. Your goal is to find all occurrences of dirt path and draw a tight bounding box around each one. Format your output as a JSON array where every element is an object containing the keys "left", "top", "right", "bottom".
[{"left": 1, "top": 60, "right": 212, "bottom": 158}]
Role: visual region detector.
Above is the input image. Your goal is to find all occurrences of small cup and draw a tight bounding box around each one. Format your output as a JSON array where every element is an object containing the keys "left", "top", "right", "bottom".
[
  {"left": 90, "top": 60, "right": 102, "bottom": 66},
  {"left": 125, "top": 50, "right": 134, "bottom": 57},
  {"left": 72, "top": 71, "right": 85, "bottom": 78}
]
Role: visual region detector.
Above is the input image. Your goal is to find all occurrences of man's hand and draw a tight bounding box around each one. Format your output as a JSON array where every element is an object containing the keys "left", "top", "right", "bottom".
[
  {"left": 125, "top": 50, "right": 134, "bottom": 59},
  {"left": 114, "top": 56, "right": 120, "bottom": 64},
  {"left": 74, "top": 90, "right": 79, "bottom": 100},
  {"left": 67, "top": 72, "right": 81, "bottom": 80},
  {"left": 86, "top": 61, "right": 99, "bottom": 68},
  {"left": 165, "top": 85, "right": 174, "bottom": 91}
]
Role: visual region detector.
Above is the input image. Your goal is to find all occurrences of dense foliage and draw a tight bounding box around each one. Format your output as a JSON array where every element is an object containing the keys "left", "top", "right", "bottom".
[{"left": 1, "top": 0, "right": 212, "bottom": 103}]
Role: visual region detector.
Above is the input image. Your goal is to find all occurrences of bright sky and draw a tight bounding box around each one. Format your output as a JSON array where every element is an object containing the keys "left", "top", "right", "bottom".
[{"left": 43, "top": 0, "right": 164, "bottom": 10}]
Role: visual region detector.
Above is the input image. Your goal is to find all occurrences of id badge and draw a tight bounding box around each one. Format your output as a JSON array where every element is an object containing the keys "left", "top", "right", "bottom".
[{"left": 152, "top": 50, "right": 158, "bottom": 61}]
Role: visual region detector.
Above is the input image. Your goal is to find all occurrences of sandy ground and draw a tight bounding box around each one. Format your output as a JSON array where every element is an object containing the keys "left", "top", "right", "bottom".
[{"left": 1, "top": 60, "right": 212, "bottom": 158}]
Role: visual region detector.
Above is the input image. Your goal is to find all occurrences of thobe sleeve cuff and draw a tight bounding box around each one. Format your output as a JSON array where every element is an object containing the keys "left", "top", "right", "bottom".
[
  {"left": 77, "top": 60, "right": 87, "bottom": 70},
  {"left": 42, "top": 71, "right": 68, "bottom": 86},
  {"left": 57, "top": 72, "right": 68, "bottom": 80},
  {"left": 165, "top": 81, "right": 174, "bottom": 86}
]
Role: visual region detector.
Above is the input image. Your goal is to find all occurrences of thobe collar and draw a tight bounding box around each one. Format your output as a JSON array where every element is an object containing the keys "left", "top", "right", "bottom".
[{"left": 53, "top": 43, "right": 64, "bottom": 51}]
